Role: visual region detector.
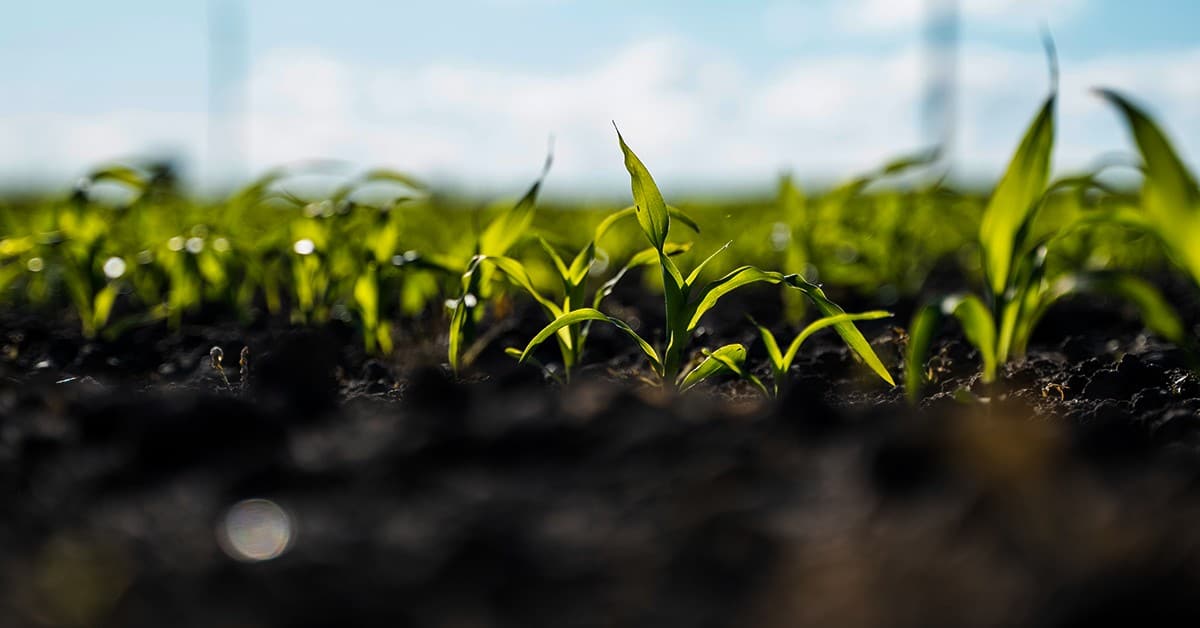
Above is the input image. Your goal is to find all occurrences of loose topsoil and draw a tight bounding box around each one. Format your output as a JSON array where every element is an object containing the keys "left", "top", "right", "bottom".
[{"left": 3, "top": 281, "right": 1200, "bottom": 627}]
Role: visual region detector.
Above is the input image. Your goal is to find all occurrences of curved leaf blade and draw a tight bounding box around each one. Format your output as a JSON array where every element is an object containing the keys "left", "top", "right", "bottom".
[
  {"left": 979, "top": 96, "right": 1055, "bottom": 296},
  {"left": 480, "top": 154, "right": 551, "bottom": 256},
  {"left": 614, "top": 126, "right": 670, "bottom": 250},
  {"left": 678, "top": 343, "right": 746, "bottom": 392},
  {"left": 905, "top": 304, "right": 942, "bottom": 404},
  {"left": 685, "top": 241, "right": 732, "bottom": 288},
  {"left": 783, "top": 275, "right": 896, "bottom": 386},
  {"left": 536, "top": 236, "right": 570, "bottom": 280},
  {"left": 518, "top": 308, "right": 662, "bottom": 375},
  {"left": 1049, "top": 272, "right": 1184, "bottom": 344},
  {"left": 1098, "top": 88, "right": 1200, "bottom": 281},
  {"left": 943, "top": 294, "right": 998, "bottom": 383},
  {"left": 594, "top": 242, "right": 692, "bottom": 308},
  {"left": 750, "top": 319, "right": 784, "bottom": 372},
  {"left": 481, "top": 255, "right": 563, "bottom": 318},
  {"left": 686, "top": 266, "right": 786, "bottom": 332},
  {"left": 783, "top": 311, "right": 893, "bottom": 367},
  {"left": 594, "top": 205, "right": 699, "bottom": 243}
]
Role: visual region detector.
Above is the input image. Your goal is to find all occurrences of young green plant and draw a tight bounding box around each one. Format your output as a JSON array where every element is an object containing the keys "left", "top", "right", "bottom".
[
  {"left": 749, "top": 310, "right": 893, "bottom": 396},
  {"left": 515, "top": 127, "right": 896, "bottom": 392},
  {"left": 1098, "top": 90, "right": 1200, "bottom": 291},
  {"left": 906, "top": 71, "right": 1183, "bottom": 402},
  {"left": 447, "top": 153, "right": 553, "bottom": 373}
]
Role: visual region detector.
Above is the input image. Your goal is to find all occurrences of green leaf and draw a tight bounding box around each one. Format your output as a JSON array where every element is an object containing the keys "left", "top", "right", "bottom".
[
  {"left": 567, "top": 241, "right": 595, "bottom": 286},
  {"left": 782, "top": 311, "right": 893, "bottom": 368},
  {"left": 536, "top": 236, "right": 571, "bottom": 280},
  {"left": 679, "top": 344, "right": 768, "bottom": 396},
  {"left": 942, "top": 294, "right": 998, "bottom": 383},
  {"left": 1098, "top": 89, "right": 1200, "bottom": 282},
  {"left": 678, "top": 343, "right": 747, "bottom": 392},
  {"left": 614, "top": 125, "right": 670, "bottom": 251},
  {"left": 667, "top": 206, "right": 701, "bottom": 235},
  {"left": 88, "top": 165, "right": 148, "bottom": 190},
  {"left": 905, "top": 304, "right": 942, "bottom": 404},
  {"left": 447, "top": 259, "right": 484, "bottom": 374},
  {"left": 353, "top": 269, "right": 379, "bottom": 329},
  {"left": 685, "top": 241, "right": 732, "bottom": 287},
  {"left": 480, "top": 255, "right": 562, "bottom": 318},
  {"left": 480, "top": 154, "right": 551, "bottom": 256},
  {"left": 978, "top": 95, "right": 1055, "bottom": 297},
  {"left": 1004, "top": 244, "right": 1052, "bottom": 361},
  {"left": 660, "top": 250, "right": 690, "bottom": 377},
  {"left": 1098, "top": 89, "right": 1199, "bottom": 216},
  {"left": 594, "top": 205, "right": 699, "bottom": 243},
  {"left": 447, "top": 298, "right": 470, "bottom": 374},
  {"left": 479, "top": 183, "right": 538, "bottom": 257},
  {"left": 686, "top": 266, "right": 785, "bottom": 332},
  {"left": 92, "top": 282, "right": 121, "bottom": 334},
  {"left": 593, "top": 242, "right": 692, "bottom": 308},
  {"left": 879, "top": 146, "right": 941, "bottom": 175},
  {"left": 592, "top": 206, "right": 637, "bottom": 243},
  {"left": 518, "top": 308, "right": 662, "bottom": 375},
  {"left": 1046, "top": 272, "right": 1184, "bottom": 344},
  {"left": 750, "top": 319, "right": 784, "bottom": 372},
  {"left": 782, "top": 275, "right": 896, "bottom": 386}
]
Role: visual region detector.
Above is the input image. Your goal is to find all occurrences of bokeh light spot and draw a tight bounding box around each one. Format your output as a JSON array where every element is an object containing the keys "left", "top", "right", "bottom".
[
  {"left": 293, "top": 239, "right": 315, "bottom": 255},
  {"left": 217, "top": 499, "right": 293, "bottom": 562},
  {"left": 102, "top": 257, "right": 126, "bottom": 279}
]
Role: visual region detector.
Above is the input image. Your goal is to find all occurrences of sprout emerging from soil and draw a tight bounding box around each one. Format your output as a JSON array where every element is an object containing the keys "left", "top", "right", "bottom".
[
  {"left": 210, "top": 346, "right": 232, "bottom": 391},
  {"left": 239, "top": 346, "right": 250, "bottom": 392}
]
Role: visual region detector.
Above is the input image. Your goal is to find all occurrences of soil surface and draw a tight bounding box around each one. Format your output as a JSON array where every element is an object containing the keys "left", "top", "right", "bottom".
[{"left": 3, "top": 281, "right": 1200, "bottom": 627}]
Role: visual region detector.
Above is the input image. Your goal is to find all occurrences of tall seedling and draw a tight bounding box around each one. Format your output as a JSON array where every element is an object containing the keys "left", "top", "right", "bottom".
[
  {"left": 516, "top": 127, "right": 896, "bottom": 391},
  {"left": 1098, "top": 90, "right": 1200, "bottom": 289},
  {"left": 447, "top": 153, "right": 552, "bottom": 373},
  {"left": 906, "top": 56, "right": 1183, "bottom": 402}
]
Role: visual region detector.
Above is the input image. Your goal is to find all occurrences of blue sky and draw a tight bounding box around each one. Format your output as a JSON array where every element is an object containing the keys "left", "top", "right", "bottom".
[{"left": 2, "top": 0, "right": 1198, "bottom": 193}]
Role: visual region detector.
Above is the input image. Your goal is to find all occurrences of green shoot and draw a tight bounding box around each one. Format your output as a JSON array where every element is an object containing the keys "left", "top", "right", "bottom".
[
  {"left": 514, "top": 127, "right": 897, "bottom": 392},
  {"left": 906, "top": 57, "right": 1186, "bottom": 402},
  {"left": 1098, "top": 89, "right": 1200, "bottom": 288},
  {"left": 448, "top": 153, "right": 552, "bottom": 374},
  {"left": 678, "top": 344, "right": 768, "bottom": 396},
  {"left": 752, "top": 310, "right": 893, "bottom": 395}
]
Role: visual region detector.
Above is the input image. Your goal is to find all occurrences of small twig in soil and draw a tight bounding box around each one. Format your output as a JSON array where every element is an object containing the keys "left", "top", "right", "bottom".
[{"left": 1042, "top": 382, "right": 1067, "bottom": 401}]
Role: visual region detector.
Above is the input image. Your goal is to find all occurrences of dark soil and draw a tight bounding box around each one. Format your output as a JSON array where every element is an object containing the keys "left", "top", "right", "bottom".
[{"left": 3, "top": 284, "right": 1200, "bottom": 627}]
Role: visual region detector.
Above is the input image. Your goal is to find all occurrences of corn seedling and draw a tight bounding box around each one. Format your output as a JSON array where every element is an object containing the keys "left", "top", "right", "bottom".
[
  {"left": 749, "top": 310, "right": 893, "bottom": 396},
  {"left": 1099, "top": 90, "right": 1200, "bottom": 292},
  {"left": 448, "top": 152, "right": 553, "bottom": 373},
  {"left": 338, "top": 170, "right": 428, "bottom": 354},
  {"left": 514, "top": 127, "right": 896, "bottom": 391},
  {"left": 483, "top": 208, "right": 696, "bottom": 381},
  {"left": 55, "top": 167, "right": 170, "bottom": 337},
  {"left": 905, "top": 53, "right": 1183, "bottom": 403}
]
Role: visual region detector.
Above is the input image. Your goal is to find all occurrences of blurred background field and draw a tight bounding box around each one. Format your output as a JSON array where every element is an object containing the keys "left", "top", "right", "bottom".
[
  {"left": 2, "top": 0, "right": 1197, "bottom": 195},
  {"left": 3, "top": 1, "right": 1196, "bottom": 343}
]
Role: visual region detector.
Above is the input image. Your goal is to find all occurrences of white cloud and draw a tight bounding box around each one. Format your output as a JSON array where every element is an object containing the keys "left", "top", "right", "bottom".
[
  {"left": 1, "top": 33, "right": 1197, "bottom": 194},
  {"left": 837, "top": 0, "right": 1087, "bottom": 33}
]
